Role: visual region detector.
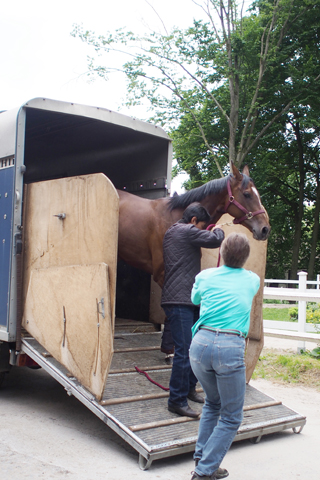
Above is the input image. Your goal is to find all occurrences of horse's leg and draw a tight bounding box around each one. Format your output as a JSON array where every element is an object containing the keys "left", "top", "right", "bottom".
[{"left": 149, "top": 244, "right": 175, "bottom": 357}]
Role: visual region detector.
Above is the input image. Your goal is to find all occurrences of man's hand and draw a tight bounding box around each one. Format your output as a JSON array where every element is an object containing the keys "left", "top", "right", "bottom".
[{"left": 206, "top": 224, "right": 223, "bottom": 232}]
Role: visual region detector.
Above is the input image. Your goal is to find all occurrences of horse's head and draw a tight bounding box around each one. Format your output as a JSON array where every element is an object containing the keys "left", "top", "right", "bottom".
[{"left": 227, "top": 163, "right": 270, "bottom": 241}]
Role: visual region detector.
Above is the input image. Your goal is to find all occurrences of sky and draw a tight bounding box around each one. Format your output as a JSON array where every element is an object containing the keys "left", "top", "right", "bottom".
[
  {"left": 1, "top": 0, "right": 211, "bottom": 190},
  {"left": 1, "top": 0, "right": 206, "bottom": 114}
]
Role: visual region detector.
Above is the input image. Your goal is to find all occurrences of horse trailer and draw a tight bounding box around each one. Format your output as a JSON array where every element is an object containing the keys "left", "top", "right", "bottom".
[{"left": 0, "top": 98, "right": 306, "bottom": 469}]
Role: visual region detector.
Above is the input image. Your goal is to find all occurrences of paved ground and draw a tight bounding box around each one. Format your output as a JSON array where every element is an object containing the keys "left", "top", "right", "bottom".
[
  {"left": 1, "top": 336, "right": 319, "bottom": 480},
  {"left": 263, "top": 334, "right": 318, "bottom": 354}
]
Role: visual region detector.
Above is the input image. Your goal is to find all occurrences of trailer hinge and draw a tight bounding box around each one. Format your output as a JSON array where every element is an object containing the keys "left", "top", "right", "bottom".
[{"left": 14, "top": 232, "right": 23, "bottom": 255}]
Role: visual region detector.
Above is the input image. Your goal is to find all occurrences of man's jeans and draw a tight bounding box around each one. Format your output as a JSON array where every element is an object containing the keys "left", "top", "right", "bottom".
[
  {"left": 189, "top": 329, "right": 246, "bottom": 477},
  {"left": 163, "top": 305, "right": 199, "bottom": 407}
]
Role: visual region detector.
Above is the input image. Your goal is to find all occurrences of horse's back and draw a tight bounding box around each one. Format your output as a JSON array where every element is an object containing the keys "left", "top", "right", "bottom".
[{"left": 117, "top": 190, "right": 172, "bottom": 276}]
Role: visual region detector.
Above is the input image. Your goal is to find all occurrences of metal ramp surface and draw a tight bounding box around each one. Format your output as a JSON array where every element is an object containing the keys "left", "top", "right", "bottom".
[{"left": 21, "top": 331, "right": 306, "bottom": 470}]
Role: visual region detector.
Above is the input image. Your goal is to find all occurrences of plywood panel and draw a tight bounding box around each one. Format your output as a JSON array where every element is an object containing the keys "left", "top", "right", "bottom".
[
  {"left": 201, "top": 214, "right": 268, "bottom": 381},
  {"left": 22, "top": 174, "right": 119, "bottom": 327},
  {"left": 22, "top": 174, "right": 119, "bottom": 399},
  {"left": 23, "top": 264, "right": 112, "bottom": 400}
]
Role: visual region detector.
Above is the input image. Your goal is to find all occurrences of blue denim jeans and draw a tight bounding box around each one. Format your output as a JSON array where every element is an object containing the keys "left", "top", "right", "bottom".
[
  {"left": 189, "top": 329, "right": 246, "bottom": 477},
  {"left": 163, "top": 305, "right": 199, "bottom": 407}
]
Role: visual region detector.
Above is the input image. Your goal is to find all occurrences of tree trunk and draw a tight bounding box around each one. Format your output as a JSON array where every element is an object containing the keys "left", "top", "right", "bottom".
[
  {"left": 290, "top": 123, "right": 305, "bottom": 279},
  {"left": 308, "top": 169, "right": 320, "bottom": 280},
  {"left": 228, "top": 53, "right": 240, "bottom": 164}
]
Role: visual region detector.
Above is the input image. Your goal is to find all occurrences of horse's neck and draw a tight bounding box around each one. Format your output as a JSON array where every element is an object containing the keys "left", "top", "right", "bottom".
[
  {"left": 200, "top": 190, "right": 228, "bottom": 223},
  {"left": 162, "top": 186, "right": 228, "bottom": 226},
  {"left": 169, "top": 206, "right": 185, "bottom": 224}
]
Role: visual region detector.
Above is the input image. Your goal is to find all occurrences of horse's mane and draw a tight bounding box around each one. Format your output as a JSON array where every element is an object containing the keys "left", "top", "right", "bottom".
[{"left": 168, "top": 174, "right": 251, "bottom": 211}]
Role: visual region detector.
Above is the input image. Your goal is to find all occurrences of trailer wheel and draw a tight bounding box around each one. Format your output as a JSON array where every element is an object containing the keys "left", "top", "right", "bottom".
[
  {"left": 0, "top": 372, "right": 5, "bottom": 388},
  {"left": 139, "top": 454, "right": 152, "bottom": 470}
]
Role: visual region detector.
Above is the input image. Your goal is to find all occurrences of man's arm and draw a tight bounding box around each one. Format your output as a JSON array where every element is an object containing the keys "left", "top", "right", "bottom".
[{"left": 189, "top": 225, "right": 225, "bottom": 248}]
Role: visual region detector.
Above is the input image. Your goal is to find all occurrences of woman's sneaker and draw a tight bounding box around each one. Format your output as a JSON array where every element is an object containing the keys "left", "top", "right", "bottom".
[
  {"left": 194, "top": 459, "right": 229, "bottom": 479},
  {"left": 215, "top": 468, "right": 229, "bottom": 479},
  {"left": 191, "top": 472, "right": 216, "bottom": 480}
]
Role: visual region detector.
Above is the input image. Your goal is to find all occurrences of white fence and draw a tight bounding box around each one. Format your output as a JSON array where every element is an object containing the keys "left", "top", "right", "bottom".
[{"left": 263, "top": 272, "right": 320, "bottom": 352}]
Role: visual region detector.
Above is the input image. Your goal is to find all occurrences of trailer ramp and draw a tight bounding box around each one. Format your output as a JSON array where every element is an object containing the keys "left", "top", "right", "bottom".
[{"left": 21, "top": 330, "right": 306, "bottom": 470}]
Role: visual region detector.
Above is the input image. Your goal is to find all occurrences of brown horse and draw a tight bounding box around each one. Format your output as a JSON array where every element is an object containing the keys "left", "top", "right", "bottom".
[{"left": 117, "top": 163, "right": 270, "bottom": 287}]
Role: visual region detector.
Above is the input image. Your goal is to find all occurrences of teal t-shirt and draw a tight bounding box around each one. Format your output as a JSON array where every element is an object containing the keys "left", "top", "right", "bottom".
[{"left": 191, "top": 265, "right": 260, "bottom": 337}]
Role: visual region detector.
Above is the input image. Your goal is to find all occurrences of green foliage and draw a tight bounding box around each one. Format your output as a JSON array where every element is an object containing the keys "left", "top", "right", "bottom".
[
  {"left": 72, "top": 0, "right": 320, "bottom": 280},
  {"left": 72, "top": 0, "right": 319, "bottom": 170},
  {"left": 269, "top": 304, "right": 320, "bottom": 323},
  {"left": 310, "top": 347, "right": 320, "bottom": 359},
  {"left": 289, "top": 307, "right": 298, "bottom": 321},
  {"left": 306, "top": 303, "right": 320, "bottom": 325}
]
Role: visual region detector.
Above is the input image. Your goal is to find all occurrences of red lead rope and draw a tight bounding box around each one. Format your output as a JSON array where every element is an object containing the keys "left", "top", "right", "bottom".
[
  {"left": 206, "top": 223, "right": 221, "bottom": 267},
  {"left": 134, "top": 366, "right": 170, "bottom": 391}
]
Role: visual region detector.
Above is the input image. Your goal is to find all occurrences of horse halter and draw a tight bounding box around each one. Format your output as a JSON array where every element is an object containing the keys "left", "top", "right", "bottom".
[{"left": 224, "top": 178, "right": 265, "bottom": 224}]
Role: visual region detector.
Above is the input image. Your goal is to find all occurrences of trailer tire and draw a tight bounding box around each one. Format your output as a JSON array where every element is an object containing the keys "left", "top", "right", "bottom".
[{"left": 0, "top": 372, "right": 5, "bottom": 388}]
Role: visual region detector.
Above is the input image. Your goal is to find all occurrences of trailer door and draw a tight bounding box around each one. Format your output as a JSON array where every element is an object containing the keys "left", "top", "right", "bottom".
[
  {"left": 0, "top": 162, "right": 15, "bottom": 333},
  {"left": 22, "top": 173, "right": 118, "bottom": 400}
]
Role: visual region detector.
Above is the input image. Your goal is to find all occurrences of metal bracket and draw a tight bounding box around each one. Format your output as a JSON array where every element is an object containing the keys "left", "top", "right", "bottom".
[
  {"left": 139, "top": 454, "right": 153, "bottom": 470},
  {"left": 65, "top": 386, "right": 73, "bottom": 396},
  {"left": 97, "top": 298, "right": 105, "bottom": 318}
]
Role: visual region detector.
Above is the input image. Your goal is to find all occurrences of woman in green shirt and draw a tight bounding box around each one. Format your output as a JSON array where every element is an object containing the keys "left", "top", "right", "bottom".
[{"left": 189, "top": 232, "right": 260, "bottom": 480}]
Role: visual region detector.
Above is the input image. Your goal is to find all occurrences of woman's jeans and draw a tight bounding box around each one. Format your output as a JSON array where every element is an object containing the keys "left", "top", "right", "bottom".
[
  {"left": 163, "top": 305, "right": 199, "bottom": 407},
  {"left": 189, "top": 329, "right": 246, "bottom": 477}
]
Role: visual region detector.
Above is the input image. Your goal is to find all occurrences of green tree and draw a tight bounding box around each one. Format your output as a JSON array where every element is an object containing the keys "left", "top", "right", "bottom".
[
  {"left": 170, "top": 0, "right": 320, "bottom": 279},
  {"left": 252, "top": 118, "right": 320, "bottom": 280},
  {"left": 72, "top": 0, "right": 317, "bottom": 174},
  {"left": 72, "top": 0, "right": 320, "bottom": 279},
  {"left": 247, "top": 0, "right": 320, "bottom": 279}
]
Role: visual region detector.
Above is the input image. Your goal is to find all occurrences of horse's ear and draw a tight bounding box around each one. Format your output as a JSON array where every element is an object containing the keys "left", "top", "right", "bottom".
[
  {"left": 230, "top": 161, "right": 242, "bottom": 181},
  {"left": 242, "top": 164, "right": 250, "bottom": 177}
]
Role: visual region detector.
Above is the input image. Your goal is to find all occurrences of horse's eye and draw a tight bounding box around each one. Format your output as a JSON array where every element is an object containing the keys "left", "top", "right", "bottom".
[{"left": 243, "top": 191, "right": 251, "bottom": 199}]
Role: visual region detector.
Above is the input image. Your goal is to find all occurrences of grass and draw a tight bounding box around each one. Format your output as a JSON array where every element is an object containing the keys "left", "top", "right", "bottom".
[
  {"left": 263, "top": 307, "right": 293, "bottom": 322},
  {"left": 263, "top": 299, "right": 291, "bottom": 304},
  {"left": 252, "top": 349, "right": 320, "bottom": 390},
  {"left": 258, "top": 304, "right": 320, "bottom": 389}
]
